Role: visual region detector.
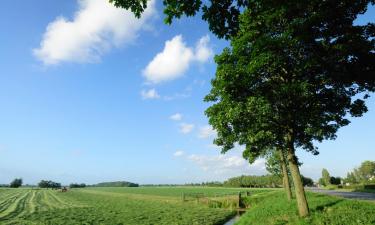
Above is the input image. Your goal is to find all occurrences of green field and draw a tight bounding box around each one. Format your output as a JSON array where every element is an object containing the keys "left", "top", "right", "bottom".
[
  {"left": 0, "top": 187, "right": 266, "bottom": 225},
  {"left": 2, "top": 187, "right": 374, "bottom": 224},
  {"left": 236, "top": 190, "right": 375, "bottom": 225}
]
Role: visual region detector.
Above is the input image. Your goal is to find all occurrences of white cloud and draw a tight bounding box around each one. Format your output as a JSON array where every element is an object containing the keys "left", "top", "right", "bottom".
[
  {"left": 173, "top": 150, "right": 184, "bottom": 157},
  {"left": 143, "top": 35, "right": 213, "bottom": 83},
  {"left": 198, "top": 125, "right": 217, "bottom": 139},
  {"left": 33, "top": 0, "right": 156, "bottom": 65},
  {"left": 188, "top": 154, "right": 266, "bottom": 177},
  {"left": 170, "top": 113, "right": 183, "bottom": 121},
  {"left": 179, "top": 123, "right": 195, "bottom": 134},
  {"left": 143, "top": 35, "right": 193, "bottom": 83},
  {"left": 141, "top": 88, "right": 160, "bottom": 100},
  {"left": 194, "top": 35, "right": 213, "bottom": 63}
]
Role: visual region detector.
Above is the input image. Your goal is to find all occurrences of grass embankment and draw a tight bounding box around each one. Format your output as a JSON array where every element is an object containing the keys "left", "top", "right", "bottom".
[
  {"left": 236, "top": 190, "right": 375, "bottom": 225},
  {"left": 0, "top": 187, "right": 267, "bottom": 225},
  {"left": 323, "top": 184, "right": 375, "bottom": 193}
]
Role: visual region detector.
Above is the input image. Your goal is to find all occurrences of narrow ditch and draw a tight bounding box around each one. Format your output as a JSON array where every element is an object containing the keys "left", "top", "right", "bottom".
[{"left": 223, "top": 209, "right": 246, "bottom": 225}]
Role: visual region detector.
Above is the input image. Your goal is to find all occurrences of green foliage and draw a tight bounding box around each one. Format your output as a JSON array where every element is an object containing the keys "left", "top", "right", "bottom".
[
  {"left": 110, "top": 0, "right": 249, "bottom": 39},
  {"left": 38, "top": 180, "right": 61, "bottom": 189},
  {"left": 224, "top": 175, "right": 282, "bottom": 188},
  {"left": 322, "top": 169, "right": 331, "bottom": 186},
  {"left": 236, "top": 191, "right": 375, "bottom": 225},
  {"left": 344, "top": 171, "right": 359, "bottom": 184},
  {"left": 205, "top": 2, "right": 374, "bottom": 158},
  {"left": 9, "top": 178, "right": 22, "bottom": 188},
  {"left": 265, "top": 150, "right": 283, "bottom": 176},
  {"left": 330, "top": 177, "right": 342, "bottom": 185},
  {"left": 301, "top": 175, "right": 314, "bottom": 187},
  {"left": 93, "top": 181, "right": 139, "bottom": 187},
  {"left": 344, "top": 160, "right": 375, "bottom": 184},
  {"left": 109, "top": 0, "right": 148, "bottom": 18},
  {"left": 69, "top": 183, "right": 86, "bottom": 188},
  {"left": 357, "top": 160, "right": 375, "bottom": 181}
]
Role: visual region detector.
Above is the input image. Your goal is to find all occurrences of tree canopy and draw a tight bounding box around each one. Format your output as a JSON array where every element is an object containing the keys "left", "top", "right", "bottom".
[
  {"left": 344, "top": 160, "right": 375, "bottom": 184},
  {"left": 38, "top": 180, "right": 61, "bottom": 189},
  {"left": 10, "top": 178, "right": 22, "bottom": 188},
  {"left": 321, "top": 168, "right": 331, "bottom": 186},
  {"left": 202, "top": 2, "right": 374, "bottom": 216},
  {"left": 94, "top": 181, "right": 139, "bottom": 187},
  {"left": 111, "top": 0, "right": 375, "bottom": 41}
]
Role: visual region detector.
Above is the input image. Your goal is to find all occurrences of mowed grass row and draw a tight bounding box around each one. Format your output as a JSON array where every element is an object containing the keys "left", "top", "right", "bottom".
[
  {"left": 0, "top": 189, "right": 83, "bottom": 224},
  {"left": 0, "top": 187, "right": 264, "bottom": 225}
]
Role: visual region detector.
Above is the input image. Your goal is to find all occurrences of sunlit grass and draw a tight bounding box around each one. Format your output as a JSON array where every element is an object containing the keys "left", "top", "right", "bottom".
[{"left": 236, "top": 190, "right": 375, "bottom": 225}]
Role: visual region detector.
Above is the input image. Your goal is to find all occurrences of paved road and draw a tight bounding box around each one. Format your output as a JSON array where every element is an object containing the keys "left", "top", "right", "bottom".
[{"left": 307, "top": 187, "right": 375, "bottom": 201}]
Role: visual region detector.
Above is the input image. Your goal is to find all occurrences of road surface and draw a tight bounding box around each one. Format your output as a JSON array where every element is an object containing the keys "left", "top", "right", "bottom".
[{"left": 307, "top": 187, "right": 375, "bottom": 201}]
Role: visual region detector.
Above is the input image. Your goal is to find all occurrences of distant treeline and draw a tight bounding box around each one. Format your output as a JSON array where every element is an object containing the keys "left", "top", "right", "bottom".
[
  {"left": 38, "top": 180, "right": 61, "bottom": 189},
  {"left": 224, "top": 175, "right": 282, "bottom": 188},
  {"left": 70, "top": 183, "right": 86, "bottom": 188},
  {"left": 141, "top": 182, "right": 223, "bottom": 187},
  {"left": 92, "top": 181, "right": 139, "bottom": 187},
  {"left": 141, "top": 175, "right": 284, "bottom": 188}
]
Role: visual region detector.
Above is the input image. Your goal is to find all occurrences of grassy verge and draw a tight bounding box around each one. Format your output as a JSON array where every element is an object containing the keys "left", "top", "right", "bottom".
[
  {"left": 322, "top": 184, "right": 375, "bottom": 193},
  {"left": 236, "top": 190, "right": 375, "bottom": 225},
  {"left": 354, "top": 188, "right": 375, "bottom": 194}
]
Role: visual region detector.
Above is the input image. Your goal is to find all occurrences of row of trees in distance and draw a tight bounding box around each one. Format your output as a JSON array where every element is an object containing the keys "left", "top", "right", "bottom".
[
  {"left": 38, "top": 180, "right": 61, "bottom": 189},
  {"left": 92, "top": 181, "right": 139, "bottom": 187},
  {"left": 319, "top": 161, "right": 375, "bottom": 187},
  {"left": 345, "top": 161, "right": 375, "bottom": 185}
]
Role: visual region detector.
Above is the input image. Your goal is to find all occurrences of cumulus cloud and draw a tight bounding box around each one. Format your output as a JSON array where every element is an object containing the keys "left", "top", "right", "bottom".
[
  {"left": 179, "top": 123, "right": 195, "bottom": 134},
  {"left": 170, "top": 113, "right": 183, "bottom": 121},
  {"left": 198, "top": 125, "right": 217, "bottom": 139},
  {"left": 141, "top": 88, "right": 160, "bottom": 100},
  {"left": 143, "top": 35, "right": 213, "bottom": 83},
  {"left": 173, "top": 150, "right": 184, "bottom": 157},
  {"left": 188, "top": 154, "right": 266, "bottom": 176},
  {"left": 33, "top": 0, "right": 156, "bottom": 65},
  {"left": 194, "top": 35, "right": 213, "bottom": 63}
]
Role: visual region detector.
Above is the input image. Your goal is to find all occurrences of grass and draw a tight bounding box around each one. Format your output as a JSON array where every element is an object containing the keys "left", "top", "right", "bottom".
[
  {"left": 0, "top": 187, "right": 266, "bottom": 225},
  {"left": 235, "top": 190, "right": 375, "bottom": 225},
  {"left": 2, "top": 187, "right": 374, "bottom": 224},
  {"left": 322, "top": 184, "right": 375, "bottom": 193},
  {"left": 355, "top": 188, "right": 375, "bottom": 194}
]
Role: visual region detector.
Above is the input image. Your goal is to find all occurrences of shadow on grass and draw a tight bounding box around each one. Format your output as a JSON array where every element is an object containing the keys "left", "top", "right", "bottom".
[{"left": 313, "top": 199, "right": 344, "bottom": 212}]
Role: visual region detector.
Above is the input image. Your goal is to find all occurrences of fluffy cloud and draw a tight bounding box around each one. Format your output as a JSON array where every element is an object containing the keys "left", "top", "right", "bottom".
[
  {"left": 188, "top": 154, "right": 266, "bottom": 177},
  {"left": 143, "top": 35, "right": 213, "bottom": 83},
  {"left": 198, "top": 125, "right": 217, "bottom": 139},
  {"left": 173, "top": 150, "right": 184, "bottom": 157},
  {"left": 170, "top": 113, "right": 183, "bottom": 121},
  {"left": 179, "top": 123, "right": 195, "bottom": 134},
  {"left": 194, "top": 35, "right": 213, "bottom": 63},
  {"left": 33, "top": 0, "right": 156, "bottom": 65},
  {"left": 141, "top": 88, "right": 160, "bottom": 100}
]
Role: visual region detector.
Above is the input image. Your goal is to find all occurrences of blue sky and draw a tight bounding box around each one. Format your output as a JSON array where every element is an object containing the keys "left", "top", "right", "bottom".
[{"left": 0, "top": 1, "right": 373, "bottom": 185}]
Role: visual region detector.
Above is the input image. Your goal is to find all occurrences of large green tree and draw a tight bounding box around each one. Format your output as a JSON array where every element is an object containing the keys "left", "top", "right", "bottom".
[
  {"left": 114, "top": 0, "right": 375, "bottom": 217},
  {"left": 202, "top": 3, "right": 374, "bottom": 216},
  {"left": 9, "top": 178, "right": 22, "bottom": 188}
]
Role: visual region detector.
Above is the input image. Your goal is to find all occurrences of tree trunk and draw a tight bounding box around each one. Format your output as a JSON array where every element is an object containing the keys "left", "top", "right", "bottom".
[
  {"left": 286, "top": 135, "right": 309, "bottom": 217},
  {"left": 278, "top": 148, "right": 292, "bottom": 201}
]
